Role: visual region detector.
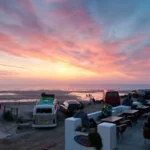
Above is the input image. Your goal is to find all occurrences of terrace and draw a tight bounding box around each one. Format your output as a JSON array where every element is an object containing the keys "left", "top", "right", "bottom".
[
  {"left": 118, "top": 119, "right": 150, "bottom": 150},
  {"left": 65, "top": 105, "right": 150, "bottom": 150}
]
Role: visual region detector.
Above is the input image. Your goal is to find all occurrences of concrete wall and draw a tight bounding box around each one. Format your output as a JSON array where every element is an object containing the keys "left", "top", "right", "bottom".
[
  {"left": 65, "top": 117, "right": 93, "bottom": 150},
  {"left": 88, "top": 111, "right": 102, "bottom": 120},
  {"left": 112, "top": 105, "right": 131, "bottom": 116}
]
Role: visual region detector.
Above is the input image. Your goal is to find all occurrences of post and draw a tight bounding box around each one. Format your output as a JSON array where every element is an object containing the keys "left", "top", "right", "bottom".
[
  {"left": 98, "top": 123, "right": 117, "bottom": 150},
  {"left": 4, "top": 106, "right": 6, "bottom": 113},
  {"left": 16, "top": 108, "right": 18, "bottom": 118},
  {"left": 10, "top": 107, "right": 13, "bottom": 113},
  {"left": 65, "top": 117, "right": 82, "bottom": 150}
]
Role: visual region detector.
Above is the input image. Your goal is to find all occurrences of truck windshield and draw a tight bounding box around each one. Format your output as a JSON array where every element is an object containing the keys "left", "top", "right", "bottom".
[
  {"left": 107, "top": 92, "right": 119, "bottom": 97},
  {"left": 36, "top": 108, "right": 52, "bottom": 113}
]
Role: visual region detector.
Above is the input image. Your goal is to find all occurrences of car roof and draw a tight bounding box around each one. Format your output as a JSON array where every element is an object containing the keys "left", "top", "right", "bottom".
[
  {"left": 64, "top": 100, "right": 80, "bottom": 104},
  {"left": 36, "top": 97, "right": 55, "bottom": 105},
  {"left": 34, "top": 104, "right": 54, "bottom": 108}
]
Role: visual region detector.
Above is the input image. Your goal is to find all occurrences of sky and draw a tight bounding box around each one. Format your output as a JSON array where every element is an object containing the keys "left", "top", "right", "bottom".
[{"left": 0, "top": 0, "right": 150, "bottom": 85}]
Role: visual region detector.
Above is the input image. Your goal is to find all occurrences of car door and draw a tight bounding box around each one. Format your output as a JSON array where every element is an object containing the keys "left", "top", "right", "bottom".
[{"left": 61, "top": 102, "right": 68, "bottom": 113}]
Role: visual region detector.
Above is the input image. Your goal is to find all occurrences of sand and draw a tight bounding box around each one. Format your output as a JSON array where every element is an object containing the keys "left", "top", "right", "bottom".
[{"left": 0, "top": 104, "right": 103, "bottom": 150}]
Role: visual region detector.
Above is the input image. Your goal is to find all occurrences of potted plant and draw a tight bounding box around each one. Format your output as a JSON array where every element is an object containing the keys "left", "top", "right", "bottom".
[
  {"left": 74, "top": 127, "right": 103, "bottom": 150},
  {"left": 88, "top": 128, "right": 103, "bottom": 150}
]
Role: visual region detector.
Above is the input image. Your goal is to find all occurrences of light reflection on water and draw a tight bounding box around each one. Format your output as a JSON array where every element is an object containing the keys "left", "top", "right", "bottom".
[
  {"left": 0, "top": 99, "right": 38, "bottom": 103},
  {"left": 0, "top": 93, "right": 17, "bottom": 96},
  {"left": 68, "top": 92, "right": 103, "bottom": 101},
  {"left": 68, "top": 91, "right": 127, "bottom": 101}
]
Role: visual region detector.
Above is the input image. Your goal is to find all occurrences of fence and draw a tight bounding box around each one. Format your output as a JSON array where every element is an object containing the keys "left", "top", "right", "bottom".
[{"left": 3, "top": 105, "right": 19, "bottom": 120}]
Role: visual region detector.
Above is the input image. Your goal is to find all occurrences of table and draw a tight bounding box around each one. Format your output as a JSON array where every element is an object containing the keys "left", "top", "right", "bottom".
[
  {"left": 141, "top": 112, "right": 150, "bottom": 118},
  {"left": 101, "top": 116, "right": 123, "bottom": 124},
  {"left": 123, "top": 110, "right": 139, "bottom": 115},
  {"left": 123, "top": 109, "right": 139, "bottom": 122},
  {"left": 145, "top": 101, "right": 150, "bottom": 106},
  {"left": 136, "top": 106, "right": 149, "bottom": 114},
  {"left": 137, "top": 106, "right": 149, "bottom": 109}
]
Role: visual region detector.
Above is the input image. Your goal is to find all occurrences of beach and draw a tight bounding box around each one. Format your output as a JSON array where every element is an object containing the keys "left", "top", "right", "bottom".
[{"left": 0, "top": 100, "right": 103, "bottom": 150}]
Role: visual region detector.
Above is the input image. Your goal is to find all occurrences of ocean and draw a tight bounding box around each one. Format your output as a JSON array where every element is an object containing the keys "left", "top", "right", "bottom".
[{"left": 0, "top": 83, "right": 150, "bottom": 91}]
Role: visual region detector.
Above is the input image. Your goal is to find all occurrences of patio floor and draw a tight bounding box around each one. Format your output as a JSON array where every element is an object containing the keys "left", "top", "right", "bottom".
[
  {"left": 118, "top": 119, "right": 150, "bottom": 150},
  {"left": 41, "top": 118, "right": 150, "bottom": 150}
]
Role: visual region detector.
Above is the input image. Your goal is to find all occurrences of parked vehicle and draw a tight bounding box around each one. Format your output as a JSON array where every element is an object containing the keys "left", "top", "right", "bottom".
[
  {"left": 102, "top": 90, "right": 120, "bottom": 107},
  {"left": 128, "top": 91, "right": 139, "bottom": 98},
  {"left": 60, "top": 100, "right": 81, "bottom": 117},
  {"left": 144, "top": 90, "right": 150, "bottom": 99},
  {"left": 32, "top": 94, "right": 58, "bottom": 128},
  {"left": 137, "top": 89, "right": 150, "bottom": 99}
]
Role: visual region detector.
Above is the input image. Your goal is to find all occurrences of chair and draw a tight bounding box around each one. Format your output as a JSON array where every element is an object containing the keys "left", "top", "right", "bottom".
[
  {"left": 117, "top": 124, "right": 127, "bottom": 139},
  {"left": 127, "top": 115, "right": 138, "bottom": 123},
  {"left": 118, "top": 113, "right": 132, "bottom": 127},
  {"left": 121, "top": 119, "right": 132, "bottom": 127},
  {"left": 143, "top": 128, "right": 150, "bottom": 147}
]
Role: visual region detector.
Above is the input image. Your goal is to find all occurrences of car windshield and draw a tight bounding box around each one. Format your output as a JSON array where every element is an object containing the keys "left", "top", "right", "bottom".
[
  {"left": 68, "top": 104, "right": 80, "bottom": 109},
  {"left": 68, "top": 100, "right": 79, "bottom": 104},
  {"left": 36, "top": 108, "right": 52, "bottom": 113}
]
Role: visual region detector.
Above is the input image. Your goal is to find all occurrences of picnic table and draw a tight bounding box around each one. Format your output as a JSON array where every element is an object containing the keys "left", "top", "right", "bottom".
[
  {"left": 136, "top": 106, "right": 149, "bottom": 114},
  {"left": 101, "top": 116, "right": 123, "bottom": 124},
  {"left": 137, "top": 106, "right": 149, "bottom": 109},
  {"left": 123, "top": 109, "right": 139, "bottom": 122},
  {"left": 146, "top": 101, "right": 150, "bottom": 105},
  {"left": 123, "top": 109, "right": 139, "bottom": 115}
]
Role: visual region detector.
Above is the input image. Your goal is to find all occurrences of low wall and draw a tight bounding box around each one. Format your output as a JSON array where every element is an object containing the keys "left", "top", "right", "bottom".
[
  {"left": 112, "top": 105, "right": 131, "bottom": 116},
  {"left": 87, "top": 111, "right": 102, "bottom": 121}
]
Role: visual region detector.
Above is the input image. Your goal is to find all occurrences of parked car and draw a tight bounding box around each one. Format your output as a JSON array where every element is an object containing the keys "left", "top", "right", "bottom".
[
  {"left": 102, "top": 90, "right": 120, "bottom": 107},
  {"left": 137, "top": 89, "right": 150, "bottom": 99},
  {"left": 128, "top": 91, "right": 139, "bottom": 98},
  {"left": 144, "top": 90, "right": 150, "bottom": 100},
  {"left": 60, "top": 100, "right": 81, "bottom": 117}
]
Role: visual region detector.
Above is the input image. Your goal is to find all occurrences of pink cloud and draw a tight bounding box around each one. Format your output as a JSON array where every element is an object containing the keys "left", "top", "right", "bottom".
[
  {"left": 0, "top": 0, "right": 42, "bottom": 32},
  {"left": 48, "top": 1, "right": 100, "bottom": 38},
  {"left": 0, "top": 30, "right": 149, "bottom": 81}
]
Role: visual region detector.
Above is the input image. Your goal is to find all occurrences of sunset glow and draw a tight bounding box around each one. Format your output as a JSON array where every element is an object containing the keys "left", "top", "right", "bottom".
[{"left": 0, "top": 0, "right": 150, "bottom": 85}]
